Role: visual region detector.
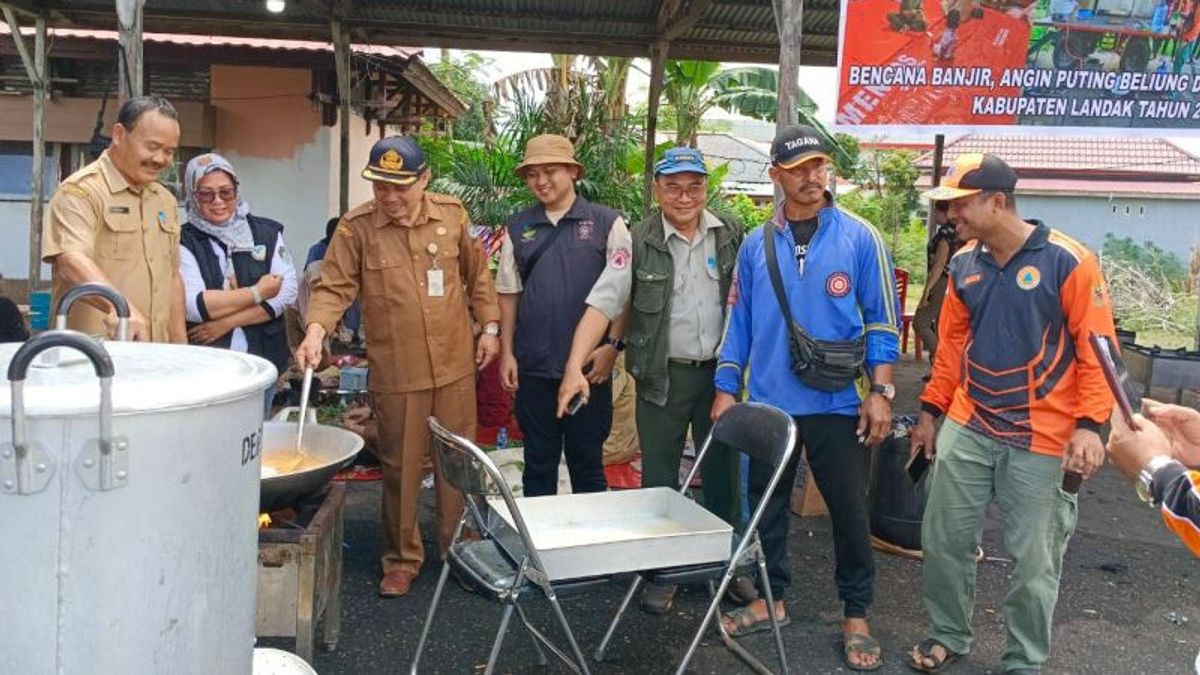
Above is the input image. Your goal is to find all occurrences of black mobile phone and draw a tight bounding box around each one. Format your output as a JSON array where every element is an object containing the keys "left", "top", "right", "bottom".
[
  {"left": 1087, "top": 331, "right": 1142, "bottom": 427},
  {"left": 905, "top": 450, "right": 931, "bottom": 484},
  {"left": 566, "top": 393, "right": 587, "bottom": 416}
]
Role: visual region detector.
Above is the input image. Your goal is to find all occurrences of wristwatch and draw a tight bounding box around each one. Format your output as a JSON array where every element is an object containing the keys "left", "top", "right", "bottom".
[
  {"left": 482, "top": 324, "right": 501, "bottom": 337},
  {"left": 602, "top": 336, "right": 626, "bottom": 352},
  {"left": 1135, "top": 455, "right": 1177, "bottom": 506},
  {"left": 869, "top": 382, "right": 895, "bottom": 402}
]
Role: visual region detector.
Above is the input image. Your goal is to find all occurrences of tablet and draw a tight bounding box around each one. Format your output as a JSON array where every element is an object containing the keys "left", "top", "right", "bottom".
[{"left": 1088, "top": 331, "right": 1142, "bottom": 427}]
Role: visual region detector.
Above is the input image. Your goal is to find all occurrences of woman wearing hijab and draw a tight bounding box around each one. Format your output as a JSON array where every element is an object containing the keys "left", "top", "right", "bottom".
[{"left": 179, "top": 153, "right": 297, "bottom": 377}]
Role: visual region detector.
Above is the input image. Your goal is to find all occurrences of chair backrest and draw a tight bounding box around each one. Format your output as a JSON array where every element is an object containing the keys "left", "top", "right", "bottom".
[
  {"left": 426, "top": 416, "right": 550, "bottom": 574},
  {"left": 894, "top": 267, "right": 909, "bottom": 309}
]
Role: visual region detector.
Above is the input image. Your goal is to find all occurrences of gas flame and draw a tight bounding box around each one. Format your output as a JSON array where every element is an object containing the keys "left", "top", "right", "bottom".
[{"left": 258, "top": 513, "right": 272, "bottom": 529}]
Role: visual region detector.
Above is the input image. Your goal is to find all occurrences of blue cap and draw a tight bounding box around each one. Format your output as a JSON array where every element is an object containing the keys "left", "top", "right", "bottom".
[
  {"left": 654, "top": 147, "right": 708, "bottom": 176},
  {"left": 362, "top": 135, "right": 427, "bottom": 186}
]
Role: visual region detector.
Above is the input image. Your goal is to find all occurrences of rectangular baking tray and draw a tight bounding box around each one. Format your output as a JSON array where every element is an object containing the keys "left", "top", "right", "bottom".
[{"left": 487, "top": 487, "right": 732, "bottom": 581}]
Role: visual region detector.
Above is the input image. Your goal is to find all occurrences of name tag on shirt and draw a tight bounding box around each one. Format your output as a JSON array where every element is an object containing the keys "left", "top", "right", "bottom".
[
  {"left": 427, "top": 268, "right": 444, "bottom": 297},
  {"left": 107, "top": 206, "right": 130, "bottom": 214}
]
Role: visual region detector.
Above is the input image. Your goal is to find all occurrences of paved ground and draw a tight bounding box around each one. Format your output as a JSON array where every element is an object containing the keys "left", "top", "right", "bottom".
[{"left": 270, "top": 354, "right": 1200, "bottom": 674}]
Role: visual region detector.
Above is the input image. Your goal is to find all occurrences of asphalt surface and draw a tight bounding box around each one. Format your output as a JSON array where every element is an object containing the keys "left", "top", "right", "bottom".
[{"left": 270, "top": 355, "right": 1200, "bottom": 674}]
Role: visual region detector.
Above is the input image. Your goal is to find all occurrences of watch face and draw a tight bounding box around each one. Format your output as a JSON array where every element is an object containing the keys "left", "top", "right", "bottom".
[{"left": 1135, "top": 473, "right": 1153, "bottom": 504}]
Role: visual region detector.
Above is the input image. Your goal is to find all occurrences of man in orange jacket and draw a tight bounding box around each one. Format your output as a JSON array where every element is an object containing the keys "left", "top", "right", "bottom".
[{"left": 907, "top": 153, "right": 1115, "bottom": 674}]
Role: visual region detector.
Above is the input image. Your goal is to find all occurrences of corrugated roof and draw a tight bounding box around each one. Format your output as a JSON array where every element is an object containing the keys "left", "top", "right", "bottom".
[
  {"left": 0, "top": 0, "right": 835, "bottom": 65},
  {"left": 917, "top": 135, "right": 1200, "bottom": 177}
]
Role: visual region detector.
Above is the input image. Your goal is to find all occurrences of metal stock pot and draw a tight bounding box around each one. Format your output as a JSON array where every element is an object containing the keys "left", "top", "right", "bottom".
[{"left": 0, "top": 330, "right": 276, "bottom": 675}]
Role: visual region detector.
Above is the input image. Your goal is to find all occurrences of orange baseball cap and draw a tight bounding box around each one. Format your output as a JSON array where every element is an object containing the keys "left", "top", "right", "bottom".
[{"left": 922, "top": 153, "right": 1018, "bottom": 201}]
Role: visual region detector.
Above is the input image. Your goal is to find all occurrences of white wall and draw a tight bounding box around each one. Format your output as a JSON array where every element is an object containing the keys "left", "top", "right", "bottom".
[
  {"left": 0, "top": 201, "right": 51, "bottom": 281},
  {"left": 1019, "top": 193, "right": 1200, "bottom": 261}
]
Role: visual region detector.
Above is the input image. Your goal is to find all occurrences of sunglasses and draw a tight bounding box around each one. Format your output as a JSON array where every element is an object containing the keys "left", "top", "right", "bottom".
[{"left": 194, "top": 186, "right": 238, "bottom": 204}]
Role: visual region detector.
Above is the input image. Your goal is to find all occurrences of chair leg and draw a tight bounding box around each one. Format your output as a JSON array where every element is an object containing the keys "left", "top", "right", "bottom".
[
  {"left": 757, "top": 556, "right": 790, "bottom": 675},
  {"left": 483, "top": 604, "right": 515, "bottom": 675},
  {"left": 546, "top": 590, "right": 592, "bottom": 675},
  {"left": 593, "top": 575, "right": 644, "bottom": 662},
  {"left": 514, "top": 601, "right": 549, "bottom": 666},
  {"left": 408, "top": 558, "right": 453, "bottom": 675}
]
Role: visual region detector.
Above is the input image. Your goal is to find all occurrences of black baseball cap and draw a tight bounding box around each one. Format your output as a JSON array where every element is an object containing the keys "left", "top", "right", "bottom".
[
  {"left": 362, "top": 135, "right": 427, "bottom": 186},
  {"left": 770, "top": 124, "right": 834, "bottom": 169},
  {"left": 922, "top": 153, "right": 1018, "bottom": 200}
]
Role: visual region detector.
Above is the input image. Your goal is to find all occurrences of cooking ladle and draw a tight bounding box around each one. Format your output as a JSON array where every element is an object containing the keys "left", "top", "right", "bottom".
[{"left": 289, "top": 366, "right": 314, "bottom": 471}]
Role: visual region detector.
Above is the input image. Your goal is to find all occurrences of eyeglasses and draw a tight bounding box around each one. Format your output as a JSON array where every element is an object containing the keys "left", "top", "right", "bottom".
[
  {"left": 658, "top": 184, "right": 707, "bottom": 201},
  {"left": 194, "top": 186, "right": 238, "bottom": 204}
]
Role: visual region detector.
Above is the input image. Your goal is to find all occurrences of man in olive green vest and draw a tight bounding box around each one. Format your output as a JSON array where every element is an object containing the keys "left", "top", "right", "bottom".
[{"left": 557, "top": 147, "right": 742, "bottom": 614}]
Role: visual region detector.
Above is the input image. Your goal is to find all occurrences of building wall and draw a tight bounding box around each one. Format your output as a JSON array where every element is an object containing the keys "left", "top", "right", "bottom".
[
  {"left": 1018, "top": 193, "right": 1200, "bottom": 261},
  {"left": 328, "top": 115, "right": 380, "bottom": 215}
]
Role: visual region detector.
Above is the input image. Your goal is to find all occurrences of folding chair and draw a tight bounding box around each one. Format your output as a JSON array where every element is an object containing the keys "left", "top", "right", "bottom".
[
  {"left": 410, "top": 417, "right": 601, "bottom": 675},
  {"left": 593, "top": 401, "right": 797, "bottom": 675}
]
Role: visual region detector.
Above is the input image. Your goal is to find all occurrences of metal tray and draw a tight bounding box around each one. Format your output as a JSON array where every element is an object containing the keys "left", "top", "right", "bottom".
[{"left": 488, "top": 487, "right": 733, "bottom": 581}]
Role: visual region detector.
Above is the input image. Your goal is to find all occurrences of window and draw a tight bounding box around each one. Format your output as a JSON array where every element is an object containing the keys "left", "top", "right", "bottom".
[{"left": 0, "top": 142, "right": 57, "bottom": 200}]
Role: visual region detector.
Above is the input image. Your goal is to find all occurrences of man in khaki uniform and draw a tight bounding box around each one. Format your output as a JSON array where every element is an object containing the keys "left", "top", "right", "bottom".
[
  {"left": 297, "top": 136, "right": 501, "bottom": 597},
  {"left": 43, "top": 95, "right": 185, "bottom": 342}
]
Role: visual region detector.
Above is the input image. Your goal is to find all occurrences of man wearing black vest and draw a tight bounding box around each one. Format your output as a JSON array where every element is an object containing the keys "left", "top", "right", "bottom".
[
  {"left": 496, "top": 134, "right": 629, "bottom": 496},
  {"left": 557, "top": 147, "right": 743, "bottom": 613}
]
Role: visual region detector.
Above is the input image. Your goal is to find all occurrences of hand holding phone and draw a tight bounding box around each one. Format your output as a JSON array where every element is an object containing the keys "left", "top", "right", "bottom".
[
  {"left": 905, "top": 449, "right": 931, "bottom": 484},
  {"left": 565, "top": 393, "right": 587, "bottom": 416}
]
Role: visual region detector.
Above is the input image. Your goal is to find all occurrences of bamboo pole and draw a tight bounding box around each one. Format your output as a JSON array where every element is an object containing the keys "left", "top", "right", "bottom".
[{"left": 332, "top": 18, "right": 351, "bottom": 215}]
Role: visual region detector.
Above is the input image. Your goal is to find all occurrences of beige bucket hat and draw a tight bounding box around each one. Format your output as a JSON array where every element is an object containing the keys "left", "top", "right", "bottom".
[{"left": 513, "top": 134, "right": 586, "bottom": 179}]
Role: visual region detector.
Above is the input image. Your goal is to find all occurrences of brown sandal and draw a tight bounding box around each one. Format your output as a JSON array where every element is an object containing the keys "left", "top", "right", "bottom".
[{"left": 908, "top": 638, "right": 961, "bottom": 673}]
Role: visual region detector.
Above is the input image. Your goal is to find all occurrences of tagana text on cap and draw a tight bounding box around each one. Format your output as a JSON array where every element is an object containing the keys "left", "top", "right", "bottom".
[
  {"left": 654, "top": 147, "right": 708, "bottom": 176},
  {"left": 362, "top": 136, "right": 427, "bottom": 186},
  {"left": 921, "top": 153, "right": 1018, "bottom": 201},
  {"left": 770, "top": 124, "right": 834, "bottom": 169},
  {"left": 514, "top": 134, "right": 586, "bottom": 179}
]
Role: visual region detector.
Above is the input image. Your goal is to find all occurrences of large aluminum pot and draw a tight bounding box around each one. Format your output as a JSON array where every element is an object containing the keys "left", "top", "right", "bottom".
[
  {"left": 260, "top": 407, "right": 362, "bottom": 512},
  {"left": 0, "top": 331, "right": 276, "bottom": 675}
]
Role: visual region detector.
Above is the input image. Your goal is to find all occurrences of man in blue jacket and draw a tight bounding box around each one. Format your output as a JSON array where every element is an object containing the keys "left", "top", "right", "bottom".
[{"left": 712, "top": 125, "right": 900, "bottom": 672}]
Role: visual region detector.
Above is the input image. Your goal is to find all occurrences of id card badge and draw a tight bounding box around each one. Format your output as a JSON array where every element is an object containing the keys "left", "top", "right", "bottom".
[{"left": 427, "top": 268, "right": 445, "bottom": 297}]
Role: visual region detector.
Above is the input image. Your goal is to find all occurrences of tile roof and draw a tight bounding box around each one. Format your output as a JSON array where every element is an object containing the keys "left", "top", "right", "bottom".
[
  {"left": 915, "top": 175, "right": 1200, "bottom": 198},
  {"left": 916, "top": 135, "right": 1200, "bottom": 177}
]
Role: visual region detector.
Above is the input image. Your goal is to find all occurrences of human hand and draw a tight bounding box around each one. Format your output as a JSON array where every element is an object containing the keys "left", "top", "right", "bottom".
[
  {"left": 1108, "top": 408, "right": 1172, "bottom": 480},
  {"left": 295, "top": 324, "right": 326, "bottom": 371},
  {"left": 475, "top": 334, "right": 499, "bottom": 371},
  {"left": 710, "top": 391, "right": 737, "bottom": 422},
  {"left": 556, "top": 366, "right": 591, "bottom": 418},
  {"left": 187, "top": 319, "right": 230, "bottom": 345},
  {"left": 104, "top": 305, "right": 149, "bottom": 341},
  {"left": 1143, "top": 399, "right": 1200, "bottom": 466},
  {"left": 499, "top": 352, "right": 519, "bottom": 391},
  {"left": 909, "top": 411, "right": 939, "bottom": 460},
  {"left": 1061, "top": 428, "right": 1105, "bottom": 479},
  {"left": 857, "top": 394, "right": 892, "bottom": 447},
  {"left": 583, "top": 345, "right": 618, "bottom": 384},
  {"left": 255, "top": 274, "right": 283, "bottom": 300}
]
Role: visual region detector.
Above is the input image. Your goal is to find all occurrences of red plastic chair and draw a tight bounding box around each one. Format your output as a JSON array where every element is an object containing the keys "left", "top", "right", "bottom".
[{"left": 895, "top": 268, "right": 915, "bottom": 354}]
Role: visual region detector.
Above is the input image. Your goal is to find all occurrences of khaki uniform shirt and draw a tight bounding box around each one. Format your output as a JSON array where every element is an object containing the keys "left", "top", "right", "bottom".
[
  {"left": 586, "top": 210, "right": 726, "bottom": 360},
  {"left": 43, "top": 150, "right": 181, "bottom": 342},
  {"left": 306, "top": 192, "right": 501, "bottom": 393}
]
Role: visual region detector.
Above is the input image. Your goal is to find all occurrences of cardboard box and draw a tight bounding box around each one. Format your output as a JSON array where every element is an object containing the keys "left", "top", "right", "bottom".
[{"left": 791, "top": 467, "right": 828, "bottom": 517}]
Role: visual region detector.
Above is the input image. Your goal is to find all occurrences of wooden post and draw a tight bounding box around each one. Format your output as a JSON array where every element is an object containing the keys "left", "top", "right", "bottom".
[
  {"left": 773, "top": 0, "right": 802, "bottom": 204},
  {"left": 1, "top": 4, "right": 49, "bottom": 294},
  {"left": 927, "top": 133, "right": 945, "bottom": 243},
  {"left": 642, "top": 41, "right": 668, "bottom": 218},
  {"left": 331, "top": 18, "right": 351, "bottom": 215},
  {"left": 115, "top": 0, "right": 144, "bottom": 98}
]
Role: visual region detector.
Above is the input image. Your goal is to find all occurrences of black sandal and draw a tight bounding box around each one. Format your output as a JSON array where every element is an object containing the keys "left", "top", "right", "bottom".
[{"left": 908, "top": 638, "right": 961, "bottom": 673}]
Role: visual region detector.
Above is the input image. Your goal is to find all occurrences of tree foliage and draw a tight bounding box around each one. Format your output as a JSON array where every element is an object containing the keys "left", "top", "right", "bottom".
[{"left": 427, "top": 52, "right": 493, "bottom": 142}]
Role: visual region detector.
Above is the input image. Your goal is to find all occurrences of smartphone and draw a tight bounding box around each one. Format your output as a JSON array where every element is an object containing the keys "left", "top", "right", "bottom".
[
  {"left": 565, "top": 393, "right": 587, "bottom": 416},
  {"left": 905, "top": 450, "right": 931, "bottom": 484},
  {"left": 1087, "top": 331, "right": 1142, "bottom": 427}
]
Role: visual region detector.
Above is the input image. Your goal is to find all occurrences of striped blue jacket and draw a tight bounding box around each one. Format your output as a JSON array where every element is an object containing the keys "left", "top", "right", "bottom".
[{"left": 715, "top": 200, "right": 900, "bottom": 417}]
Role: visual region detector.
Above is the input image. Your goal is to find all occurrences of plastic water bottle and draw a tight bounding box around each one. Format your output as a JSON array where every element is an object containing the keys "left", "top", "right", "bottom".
[
  {"left": 1152, "top": 0, "right": 1168, "bottom": 33},
  {"left": 496, "top": 427, "right": 509, "bottom": 449}
]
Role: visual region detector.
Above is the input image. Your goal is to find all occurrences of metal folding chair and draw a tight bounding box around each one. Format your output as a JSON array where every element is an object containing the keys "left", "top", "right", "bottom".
[
  {"left": 593, "top": 401, "right": 798, "bottom": 675},
  {"left": 410, "top": 417, "right": 599, "bottom": 675}
]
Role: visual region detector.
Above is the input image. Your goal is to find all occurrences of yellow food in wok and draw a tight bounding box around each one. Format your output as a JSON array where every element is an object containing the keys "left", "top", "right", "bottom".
[{"left": 260, "top": 450, "right": 326, "bottom": 477}]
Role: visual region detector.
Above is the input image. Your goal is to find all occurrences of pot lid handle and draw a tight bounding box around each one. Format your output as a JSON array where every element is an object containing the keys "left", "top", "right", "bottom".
[{"left": 54, "top": 283, "right": 131, "bottom": 342}]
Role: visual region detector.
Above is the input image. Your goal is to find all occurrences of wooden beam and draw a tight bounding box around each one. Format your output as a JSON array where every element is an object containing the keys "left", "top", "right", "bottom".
[
  {"left": 331, "top": 16, "right": 351, "bottom": 215},
  {"left": 774, "top": 0, "right": 801, "bottom": 203},
  {"left": 0, "top": 2, "right": 38, "bottom": 84},
  {"left": 28, "top": 9, "right": 45, "bottom": 293},
  {"left": 658, "top": 0, "right": 713, "bottom": 42},
  {"left": 115, "top": 0, "right": 144, "bottom": 98},
  {"left": 642, "top": 41, "right": 668, "bottom": 218}
]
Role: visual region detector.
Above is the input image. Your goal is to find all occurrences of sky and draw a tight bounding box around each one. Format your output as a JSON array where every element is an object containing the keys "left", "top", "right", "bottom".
[{"left": 447, "top": 49, "right": 1200, "bottom": 155}]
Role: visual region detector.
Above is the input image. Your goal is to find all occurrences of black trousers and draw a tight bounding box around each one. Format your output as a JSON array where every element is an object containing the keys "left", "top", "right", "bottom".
[
  {"left": 515, "top": 373, "right": 612, "bottom": 496},
  {"left": 748, "top": 413, "right": 874, "bottom": 618}
]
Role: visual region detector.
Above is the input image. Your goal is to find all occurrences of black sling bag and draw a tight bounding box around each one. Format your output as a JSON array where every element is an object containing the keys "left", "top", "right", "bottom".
[
  {"left": 518, "top": 221, "right": 571, "bottom": 286},
  {"left": 762, "top": 225, "right": 866, "bottom": 391}
]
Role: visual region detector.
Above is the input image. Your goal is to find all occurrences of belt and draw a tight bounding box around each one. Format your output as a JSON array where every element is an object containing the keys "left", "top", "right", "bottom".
[{"left": 668, "top": 357, "right": 717, "bottom": 368}]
